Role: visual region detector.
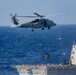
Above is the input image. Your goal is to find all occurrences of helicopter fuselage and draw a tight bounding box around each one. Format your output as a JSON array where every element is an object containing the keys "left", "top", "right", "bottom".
[
  {"left": 10, "top": 13, "right": 56, "bottom": 31},
  {"left": 18, "top": 19, "right": 56, "bottom": 30}
]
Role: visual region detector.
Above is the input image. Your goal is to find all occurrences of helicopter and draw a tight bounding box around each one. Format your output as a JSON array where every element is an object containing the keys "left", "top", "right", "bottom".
[{"left": 10, "top": 13, "right": 56, "bottom": 31}]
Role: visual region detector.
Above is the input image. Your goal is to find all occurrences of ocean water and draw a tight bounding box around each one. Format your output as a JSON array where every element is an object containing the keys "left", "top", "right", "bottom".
[{"left": 0, "top": 24, "right": 76, "bottom": 75}]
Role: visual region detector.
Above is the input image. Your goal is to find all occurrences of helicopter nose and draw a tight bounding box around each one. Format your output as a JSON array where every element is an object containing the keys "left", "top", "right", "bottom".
[
  {"left": 54, "top": 23, "right": 56, "bottom": 26},
  {"left": 52, "top": 22, "right": 56, "bottom": 26}
]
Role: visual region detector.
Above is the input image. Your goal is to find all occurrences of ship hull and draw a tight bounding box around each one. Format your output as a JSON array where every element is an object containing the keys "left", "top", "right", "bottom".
[{"left": 47, "top": 65, "right": 76, "bottom": 75}]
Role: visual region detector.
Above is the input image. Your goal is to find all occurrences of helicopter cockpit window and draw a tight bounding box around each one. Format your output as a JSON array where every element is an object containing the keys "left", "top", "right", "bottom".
[
  {"left": 31, "top": 19, "right": 39, "bottom": 23},
  {"left": 35, "top": 19, "right": 39, "bottom": 22}
]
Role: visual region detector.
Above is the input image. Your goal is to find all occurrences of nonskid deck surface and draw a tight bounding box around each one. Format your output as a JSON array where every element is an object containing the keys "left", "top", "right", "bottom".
[
  {"left": 13, "top": 64, "right": 76, "bottom": 68},
  {"left": 13, "top": 64, "right": 76, "bottom": 75}
]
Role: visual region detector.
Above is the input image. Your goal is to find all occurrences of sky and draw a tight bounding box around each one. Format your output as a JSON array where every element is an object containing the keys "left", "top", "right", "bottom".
[{"left": 0, "top": 0, "right": 76, "bottom": 26}]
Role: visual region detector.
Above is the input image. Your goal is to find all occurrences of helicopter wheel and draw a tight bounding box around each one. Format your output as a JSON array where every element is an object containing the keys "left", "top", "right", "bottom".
[
  {"left": 31, "top": 29, "right": 34, "bottom": 31},
  {"left": 42, "top": 27, "right": 44, "bottom": 30},
  {"left": 48, "top": 27, "right": 50, "bottom": 29}
]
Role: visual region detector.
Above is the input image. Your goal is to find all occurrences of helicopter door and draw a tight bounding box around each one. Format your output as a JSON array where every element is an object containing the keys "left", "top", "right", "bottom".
[
  {"left": 38, "top": 20, "right": 44, "bottom": 27},
  {"left": 44, "top": 21, "right": 47, "bottom": 26}
]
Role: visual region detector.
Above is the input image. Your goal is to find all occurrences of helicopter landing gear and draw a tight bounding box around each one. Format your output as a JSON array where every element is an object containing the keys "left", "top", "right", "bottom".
[
  {"left": 31, "top": 28, "right": 34, "bottom": 31},
  {"left": 32, "top": 29, "right": 34, "bottom": 31},
  {"left": 42, "top": 27, "right": 44, "bottom": 30},
  {"left": 48, "top": 25, "right": 50, "bottom": 29},
  {"left": 31, "top": 29, "right": 34, "bottom": 31}
]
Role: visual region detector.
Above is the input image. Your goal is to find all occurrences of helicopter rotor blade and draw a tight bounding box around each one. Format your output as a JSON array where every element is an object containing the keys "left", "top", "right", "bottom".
[
  {"left": 33, "top": 13, "right": 40, "bottom": 17},
  {"left": 17, "top": 13, "right": 45, "bottom": 18},
  {"left": 33, "top": 13, "right": 45, "bottom": 18},
  {"left": 17, "top": 16, "right": 38, "bottom": 18},
  {"left": 10, "top": 13, "right": 13, "bottom": 17},
  {"left": 16, "top": 13, "right": 63, "bottom": 18},
  {"left": 45, "top": 13, "right": 64, "bottom": 18},
  {"left": 10, "top": 13, "right": 17, "bottom": 17},
  {"left": 15, "top": 18, "right": 19, "bottom": 22},
  {"left": 15, "top": 13, "right": 17, "bottom": 17}
]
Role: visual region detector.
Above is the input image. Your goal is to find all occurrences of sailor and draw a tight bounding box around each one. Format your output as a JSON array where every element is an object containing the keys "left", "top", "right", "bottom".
[
  {"left": 62, "top": 59, "right": 69, "bottom": 65},
  {"left": 45, "top": 53, "right": 50, "bottom": 59}
]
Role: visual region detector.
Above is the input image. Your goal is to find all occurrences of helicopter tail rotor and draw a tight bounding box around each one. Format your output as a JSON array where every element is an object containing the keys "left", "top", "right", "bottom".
[{"left": 10, "top": 13, "right": 19, "bottom": 25}]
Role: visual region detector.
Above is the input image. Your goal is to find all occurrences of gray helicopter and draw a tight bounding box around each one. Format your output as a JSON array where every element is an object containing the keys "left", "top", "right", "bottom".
[{"left": 10, "top": 13, "right": 56, "bottom": 31}]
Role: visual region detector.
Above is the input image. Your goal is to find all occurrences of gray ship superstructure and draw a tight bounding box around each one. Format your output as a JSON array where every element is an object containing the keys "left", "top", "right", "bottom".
[{"left": 13, "top": 44, "right": 76, "bottom": 75}]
